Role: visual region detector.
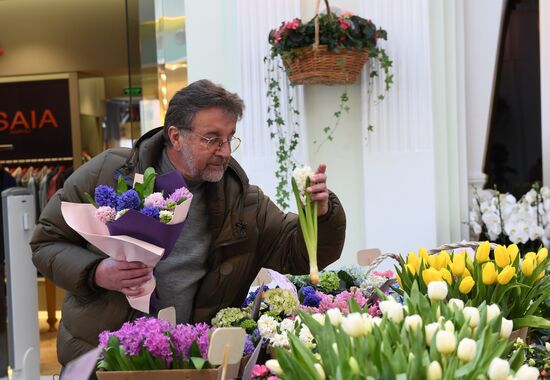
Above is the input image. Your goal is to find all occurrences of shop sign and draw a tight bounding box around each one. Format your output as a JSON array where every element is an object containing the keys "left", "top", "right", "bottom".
[{"left": 0, "top": 79, "right": 72, "bottom": 160}]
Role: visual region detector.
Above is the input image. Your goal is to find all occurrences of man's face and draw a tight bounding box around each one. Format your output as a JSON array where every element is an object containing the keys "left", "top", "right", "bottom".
[{"left": 173, "top": 107, "right": 237, "bottom": 182}]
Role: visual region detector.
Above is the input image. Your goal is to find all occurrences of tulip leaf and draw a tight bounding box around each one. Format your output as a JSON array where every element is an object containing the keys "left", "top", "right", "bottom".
[{"left": 513, "top": 315, "right": 550, "bottom": 329}]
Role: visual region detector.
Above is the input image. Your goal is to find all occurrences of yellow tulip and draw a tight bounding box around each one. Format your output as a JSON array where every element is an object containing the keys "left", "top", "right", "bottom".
[
  {"left": 427, "top": 255, "right": 436, "bottom": 268},
  {"left": 419, "top": 248, "right": 429, "bottom": 266},
  {"left": 407, "top": 252, "right": 420, "bottom": 272},
  {"left": 507, "top": 244, "right": 519, "bottom": 263},
  {"left": 521, "top": 256, "right": 537, "bottom": 277},
  {"left": 524, "top": 252, "right": 537, "bottom": 262},
  {"left": 440, "top": 268, "right": 452, "bottom": 285},
  {"left": 437, "top": 251, "right": 451, "bottom": 270},
  {"left": 482, "top": 262, "right": 497, "bottom": 285},
  {"left": 497, "top": 265, "right": 516, "bottom": 285},
  {"left": 494, "top": 245, "right": 510, "bottom": 268},
  {"left": 422, "top": 267, "right": 442, "bottom": 286},
  {"left": 396, "top": 274, "right": 402, "bottom": 287},
  {"left": 537, "top": 248, "right": 548, "bottom": 264},
  {"left": 459, "top": 276, "right": 475, "bottom": 294},
  {"left": 476, "top": 241, "right": 491, "bottom": 263},
  {"left": 535, "top": 270, "right": 545, "bottom": 282},
  {"left": 462, "top": 268, "right": 472, "bottom": 278},
  {"left": 450, "top": 253, "right": 465, "bottom": 277},
  {"left": 405, "top": 264, "right": 417, "bottom": 276}
]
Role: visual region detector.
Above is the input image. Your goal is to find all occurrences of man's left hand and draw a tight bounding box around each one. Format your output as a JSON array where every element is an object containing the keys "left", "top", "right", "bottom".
[{"left": 307, "top": 164, "right": 329, "bottom": 216}]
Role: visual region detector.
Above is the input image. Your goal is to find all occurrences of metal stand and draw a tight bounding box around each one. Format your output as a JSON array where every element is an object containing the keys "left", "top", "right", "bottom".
[{"left": 2, "top": 188, "right": 40, "bottom": 380}]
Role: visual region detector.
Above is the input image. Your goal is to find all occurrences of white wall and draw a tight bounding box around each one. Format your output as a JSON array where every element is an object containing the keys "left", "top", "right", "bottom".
[{"left": 541, "top": 1, "right": 550, "bottom": 186}]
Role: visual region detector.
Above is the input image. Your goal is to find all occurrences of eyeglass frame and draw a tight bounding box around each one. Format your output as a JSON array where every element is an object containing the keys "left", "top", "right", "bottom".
[{"left": 183, "top": 130, "right": 242, "bottom": 153}]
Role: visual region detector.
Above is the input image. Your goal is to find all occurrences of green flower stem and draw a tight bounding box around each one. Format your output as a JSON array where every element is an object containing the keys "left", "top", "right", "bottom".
[{"left": 292, "top": 177, "right": 319, "bottom": 285}]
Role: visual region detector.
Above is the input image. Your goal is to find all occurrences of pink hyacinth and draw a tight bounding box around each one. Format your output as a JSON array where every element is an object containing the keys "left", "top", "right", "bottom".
[
  {"left": 95, "top": 206, "right": 116, "bottom": 223},
  {"left": 252, "top": 364, "right": 269, "bottom": 377},
  {"left": 168, "top": 186, "right": 192, "bottom": 203},
  {"left": 144, "top": 192, "right": 166, "bottom": 208}
]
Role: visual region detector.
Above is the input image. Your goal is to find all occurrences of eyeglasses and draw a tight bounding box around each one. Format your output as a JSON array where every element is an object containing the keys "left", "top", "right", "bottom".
[{"left": 187, "top": 130, "right": 242, "bottom": 153}]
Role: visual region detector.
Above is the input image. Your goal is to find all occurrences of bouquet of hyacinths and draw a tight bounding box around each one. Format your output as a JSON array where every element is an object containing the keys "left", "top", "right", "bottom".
[
  {"left": 394, "top": 242, "right": 550, "bottom": 330},
  {"left": 61, "top": 167, "right": 193, "bottom": 313},
  {"left": 269, "top": 282, "right": 539, "bottom": 380},
  {"left": 291, "top": 166, "right": 319, "bottom": 285}
]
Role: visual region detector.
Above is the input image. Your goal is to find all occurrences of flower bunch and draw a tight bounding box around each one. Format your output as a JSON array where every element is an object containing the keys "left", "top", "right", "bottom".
[
  {"left": 291, "top": 166, "right": 319, "bottom": 285},
  {"left": 395, "top": 242, "right": 550, "bottom": 329},
  {"left": 97, "top": 317, "right": 212, "bottom": 371},
  {"left": 257, "top": 314, "right": 314, "bottom": 350},
  {"left": 469, "top": 184, "right": 550, "bottom": 251},
  {"left": 88, "top": 167, "right": 191, "bottom": 224},
  {"left": 271, "top": 283, "right": 536, "bottom": 380}
]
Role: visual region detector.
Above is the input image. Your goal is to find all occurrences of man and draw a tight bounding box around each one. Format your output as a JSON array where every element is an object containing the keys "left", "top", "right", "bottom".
[{"left": 30, "top": 79, "right": 346, "bottom": 366}]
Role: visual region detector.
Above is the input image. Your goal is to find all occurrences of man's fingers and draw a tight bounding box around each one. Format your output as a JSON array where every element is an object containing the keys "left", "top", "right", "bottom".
[
  {"left": 120, "top": 274, "right": 152, "bottom": 289},
  {"left": 118, "top": 260, "right": 150, "bottom": 270},
  {"left": 316, "top": 163, "right": 327, "bottom": 175},
  {"left": 121, "top": 286, "right": 146, "bottom": 297}
]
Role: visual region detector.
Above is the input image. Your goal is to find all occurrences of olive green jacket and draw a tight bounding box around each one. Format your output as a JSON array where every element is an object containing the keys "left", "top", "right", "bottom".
[{"left": 30, "top": 127, "right": 346, "bottom": 365}]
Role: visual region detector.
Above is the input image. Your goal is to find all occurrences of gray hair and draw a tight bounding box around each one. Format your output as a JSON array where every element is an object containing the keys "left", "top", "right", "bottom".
[{"left": 163, "top": 79, "right": 245, "bottom": 144}]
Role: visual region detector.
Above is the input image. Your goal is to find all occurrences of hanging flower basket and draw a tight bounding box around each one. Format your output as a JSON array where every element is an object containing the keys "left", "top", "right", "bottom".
[{"left": 282, "top": 45, "right": 369, "bottom": 85}]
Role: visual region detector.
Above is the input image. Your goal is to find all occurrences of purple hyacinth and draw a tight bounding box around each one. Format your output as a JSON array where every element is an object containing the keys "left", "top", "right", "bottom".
[
  {"left": 243, "top": 334, "right": 255, "bottom": 356},
  {"left": 116, "top": 189, "right": 141, "bottom": 211},
  {"left": 302, "top": 293, "right": 322, "bottom": 308},
  {"left": 94, "top": 185, "right": 117, "bottom": 208},
  {"left": 140, "top": 206, "right": 160, "bottom": 219},
  {"left": 171, "top": 323, "right": 212, "bottom": 359},
  {"left": 168, "top": 186, "right": 192, "bottom": 203}
]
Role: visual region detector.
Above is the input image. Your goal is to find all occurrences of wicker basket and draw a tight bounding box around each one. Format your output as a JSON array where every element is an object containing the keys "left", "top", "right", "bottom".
[
  {"left": 280, "top": 0, "right": 369, "bottom": 85},
  {"left": 282, "top": 46, "right": 369, "bottom": 85}
]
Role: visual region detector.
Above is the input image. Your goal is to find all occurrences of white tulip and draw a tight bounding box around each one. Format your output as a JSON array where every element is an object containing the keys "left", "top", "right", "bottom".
[
  {"left": 314, "top": 363, "right": 326, "bottom": 380},
  {"left": 457, "top": 338, "right": 477, "bottom": 362},
  {"left": 444, "top": 320, "right": 455, "bottom": 333},
  {"left": 312, "top": 313, "right": 326, "bottom": 325},
  {"left": 326, "top": 308, "right": 342, "bottom": 327},
  {"left": 448, "top": 298, "right": 464, "bottom": 311},
  {"left": 436, "top": 330, "right": 456, "bottom": 355},
  {"left": 428, "top": 281, "right": 448, "bottom": 301},
  {"left": 488, "top": 358, "right": 510, "bottom": 380},
  {"left": 427, "top": 361, "right": 442, "bottom": 380},
  {"left": 404, "top": 315, "right": 423, "bottom": 332},
  {"left": 299, "top": 325, "right": 314, "bottom": 345},
  {"left": 514, "top": 364, "right": 539, "bottom": 380},
  {"left": 372, "top": 317, "right": 382, "bottom": 326},
  {"left": 463, "top": 307, "right": 480, "bottom": 328},
  {"left": 425, "top": 322, "right": 439, "bottom": 346},
  {"left": 361, "top": 314, "right": 375, "bottom": 334},
  {"left": 349, "top": 357, "right": 360, "bottom": 374},
  {"left": 342, "top": 313, "right": 365, "bottom": 337},
  {"left": 487, "top": 304, "right": 501, "bottom": 322},
  {"left": 500, "top": 318, "right": 513, "bottom": 339},
  {"left": 332, "top": 343, "right": 339, "bottom": 355},
  {"left": 381, "top": 302, "right": 404, "bottom": 323},
  {"left": 379, "top": 300, "right": 396, "bottom": 315},
  {"left": 546, "top": 342, "right": 550, "bottom": 352},
  {"left": 266, "top": 359, "right": 283, "bottom": 375}
]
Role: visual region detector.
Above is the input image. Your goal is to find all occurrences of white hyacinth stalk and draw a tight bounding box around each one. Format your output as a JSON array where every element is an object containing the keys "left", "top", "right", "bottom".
[{"left": 291, "top": 166, "right": 319, "bottom": 285}]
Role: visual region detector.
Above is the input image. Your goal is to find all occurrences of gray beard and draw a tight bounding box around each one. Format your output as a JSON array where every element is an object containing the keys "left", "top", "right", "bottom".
[{"left": 180, "top": 147, "right": 226, "bottom": 182}]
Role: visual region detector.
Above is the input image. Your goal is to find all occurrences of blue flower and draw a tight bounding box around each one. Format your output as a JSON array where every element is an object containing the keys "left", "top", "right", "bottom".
[
  {"left": 301, "top": 293, "right": 321, "bottom": 308},
  {"left": 116, "top": 190, "right": 141, "bottom": 211},
  {"left": 243, "top": 334, "right": 255, "bottom": 356},
  {"left": 301, "top": 286, "right": 315, "bottom": 296},
  {"left": 140, "top": 206, "right": 160, "bottom": 219},
  {"left": 94, "top": 185, "right": 117, "bottom": 208},
  {"left": 242, "top": 285, "right": 269, "bottom": 308}
]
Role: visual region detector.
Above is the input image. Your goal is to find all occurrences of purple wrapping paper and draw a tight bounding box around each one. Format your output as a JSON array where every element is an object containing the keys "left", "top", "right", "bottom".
[{"left": 106, "top": 170, "right": 188, "bottom": 258}]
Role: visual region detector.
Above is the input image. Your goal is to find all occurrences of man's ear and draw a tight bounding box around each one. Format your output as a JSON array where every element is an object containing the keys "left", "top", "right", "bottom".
[{"left": 167, "top": 126, "right": 181, "bottom": 150}]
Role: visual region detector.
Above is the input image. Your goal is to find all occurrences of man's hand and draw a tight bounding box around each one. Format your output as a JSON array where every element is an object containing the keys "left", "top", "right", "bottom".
[
  {"left": 94, "top": 258, "right": 153, "bottom": 297},
  {"left": 307, "top": 164, "right": 329, "bottom": 216}
]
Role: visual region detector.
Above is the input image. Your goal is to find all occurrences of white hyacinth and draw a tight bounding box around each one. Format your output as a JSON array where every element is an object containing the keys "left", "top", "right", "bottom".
[{"left": 292, "top": 165, "right": 314, "bottom": 204}]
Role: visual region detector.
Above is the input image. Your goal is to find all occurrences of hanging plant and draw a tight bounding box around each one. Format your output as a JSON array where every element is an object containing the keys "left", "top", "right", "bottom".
[{"left": 265, "top": 0, "right": 393, "bottom": 209}]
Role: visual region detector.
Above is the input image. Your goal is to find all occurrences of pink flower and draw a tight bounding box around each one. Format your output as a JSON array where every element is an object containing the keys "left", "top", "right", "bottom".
[
  {"left": 144, "top": 192, "right": 166, "bottom": 208},
  {"left": 373, "top": 270, "right": 394, "bottom": 279},
  {"left": 267, "top": 377, "right": 281, "bottom": 380},
  {"left": 284, "top": 18, "right": 300, "bottom": 30},
  {"left": 95, "top": 206, "right": 116, "bottom": 223},
  {"left": 338, "top": 18, "right": 351, "bottom": 30},
  {"left": 252, "top": 364, "right": 269, "bottom": 377}
]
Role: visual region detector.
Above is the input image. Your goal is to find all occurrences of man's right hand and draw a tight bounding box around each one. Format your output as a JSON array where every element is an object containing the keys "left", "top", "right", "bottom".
[{"left": 94, "top": 258, "right": 153, "bottom": 297}]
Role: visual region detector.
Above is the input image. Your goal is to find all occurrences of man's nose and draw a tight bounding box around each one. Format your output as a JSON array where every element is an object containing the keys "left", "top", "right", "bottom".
[{"left": 215, "top": 141, "right": 232, "bottom": 157}]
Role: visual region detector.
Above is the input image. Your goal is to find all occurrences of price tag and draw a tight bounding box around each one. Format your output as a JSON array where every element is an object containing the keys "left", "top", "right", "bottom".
[
  {"left": 158, "top": 306, "right": 176, "bottom": 326},
  {"left": 61, "top": 347, "right": 101, "bottom": 380},
  {"left": 207, "top": 327, "right": 246, "bottom": 365}
]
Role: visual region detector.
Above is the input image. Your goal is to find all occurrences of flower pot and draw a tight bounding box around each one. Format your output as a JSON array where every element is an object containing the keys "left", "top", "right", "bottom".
[
  {"left": 509, "top": 327, "right": 529, "bottom": 342},
  {"left": 282, "top": 45, "right": 369, "bottom": 85},
  {"left": 96, "top": 364, "right": 239, "bottom": 380}
]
